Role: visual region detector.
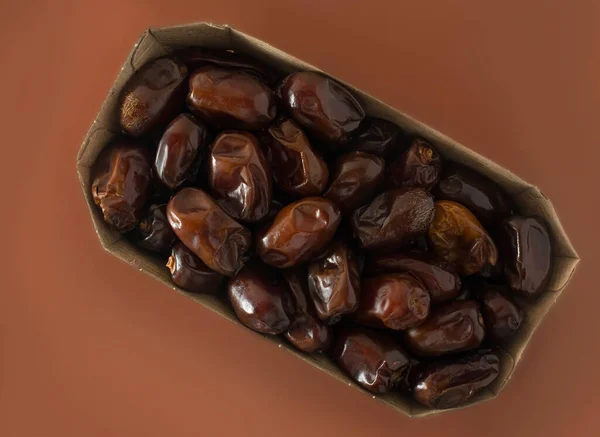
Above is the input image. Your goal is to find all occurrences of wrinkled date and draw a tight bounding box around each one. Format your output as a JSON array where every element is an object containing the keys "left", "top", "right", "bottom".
[
  {"left": 167, "top": 187, "right": 251, "bottom": 276},
  {"left": 412, "top": 352, "right": 500, "bottom": 409},
  {"left": 91, "top": 141, "right": 152, "bottom": 232},
  {"left": 324, "top": 152, "right": 385, "bottom": 213},
  {"left": 498, "top": 216, "right": 552, "bottom": 297},
  {"left": 283, "top": 268, "right": 332, "bottom": 353},
  {"left": 349, "top": 117, "right": 403, "bottom": 158},
  {"left": 187, "top": 65, "right": 276, "bottom": 130},
  {"left": 365, "top": 252, "right": 461, "bottom": 304},
  {"left": 434, "top": 164, "right": 511, "bottom": 225},
  {"left": 476, "top": 282, "right": 523, "bottom": 343},
  {"left": 428, "top": 201, "right": 498, "bottom": 276},
  {"left": 155, "top": 113, "right": 209, "bottom": 189},
  {"left": 167, "top": 243, "right": 225, "bottom": 294},
  {"left": 405, "top": 300, "right": 485, "bottom": 357},
  {"left": 307, "top": 240, "right": 361, "bottom": 323},
  {"left": 355, "top": 273, "right": 430, "bottom": 330},
  {"left": 136, "top": 204, "right": 177, "bottom": 255},
  {"left": 209, "top": 131, "right": 272, "bottom": 222},
  {"left": 277, "top": 72, "right": 365, "bottom": 144},
  {"left": 228, "top": 261, "right": 294, "bottom": 335},
  {"left": 257, "top": 197, "right": 341, "bottom": 268},
  {"left": 387, "top": 139, "right": 442, "bottom": 190},
  {"left": 119, "top": 57, "right": 188, "bottom": 137},
  {"left": 265, "top": 118, "right": 329, "bottom": 196},
  {"left": 352, "top": 188, "right": 435, "bottom": 250},
  {"left": 331, "top": 326, "right": 411, "bottom": 393}
]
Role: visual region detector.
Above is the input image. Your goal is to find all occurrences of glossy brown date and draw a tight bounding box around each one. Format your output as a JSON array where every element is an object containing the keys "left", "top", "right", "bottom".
[
  {"left": 136, "top": 204, "right": 177, "bottom": 255},
  {"left": 349, "top": 117, "right": 403, "bottom": 158},
  {"left": 167, "top": 242, "right": 225, "bottom": 294},
  {"left": 355, "top": 273, "right": 430, "bottom": 330},
  {"left": 119, "top": 57, "right": 188, "bottom": 137},
  {"left": 365, "top": 252, "right": 461, "bottom": 304},
  {"left": 476, "top": 283, "right": 523, "bottom": 343},
  {"left": 187, "top": 65, "right": 276, "bottom": 130},
  {"left": 166, "top": 187, "right": 251, "bottom": 276},
  {"left": 174, "top": 47, "right": 280, "bottom": 84},
  {"left": 91, "top": 141, "right": 152, "bottom": 233},
  {"left": 277, "top": 72, "right": 365, "bottom": 144},
  {"left": 257, "top": 197, "right": 341, "bottom": 268},
  {"left": 324, "top": 152, "right": 385, "bottom": 213},
  {"left": 387, "top": 139, "right": 442, "bottom": 190},
  {"left": 307, "top": 240, "right": 361, "bottom": 323},
  {"left": 154, "top": 113, "right": 209, "bottom": 190},
  {"left": 283, "top": 268, "right": 332, "bottom": 353},
  {"left": 428, "top": 201, "right": 498, "bottom": 276},
  {"left": 265, "top": 118, "right": 328, "bottom": 196},
  {"left": 228, "top": 261, "right": 293, "bottom": 335},
  {"left": 433, "top": 164, "right": 511, "bottom": 225},
  {"left": 404, "top": 300, "right": 485, "bottom": 357},
  {"left": 208, "top": 131, "right": 272, "bottom": 222},
  {"left": 412, "top": 352, "right": 500, "bottom": 409},
  {"left": 351, "top": 188, "right": 434, "bottom": 250},
  {"left": 498, "top": 216, "right": 552, "bottom": 297},
  {"left": 331, "top": 325, "right": 410, "bottom": 393}
]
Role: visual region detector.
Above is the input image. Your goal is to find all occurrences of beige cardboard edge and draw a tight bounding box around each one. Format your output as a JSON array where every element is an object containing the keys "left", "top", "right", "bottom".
[{"left": 75, "top": 23, "right": 580, "bottom": 418}]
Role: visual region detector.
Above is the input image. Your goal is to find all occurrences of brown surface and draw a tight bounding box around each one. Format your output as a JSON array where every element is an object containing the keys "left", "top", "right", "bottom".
[{"left": 0, "top": 1, "right": 598, "bottom": 436}]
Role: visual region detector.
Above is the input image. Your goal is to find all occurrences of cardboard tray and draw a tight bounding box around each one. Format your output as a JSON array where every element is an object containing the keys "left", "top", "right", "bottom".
[{"left": 75, "top": 23, "right": 580, "bottom": 417}]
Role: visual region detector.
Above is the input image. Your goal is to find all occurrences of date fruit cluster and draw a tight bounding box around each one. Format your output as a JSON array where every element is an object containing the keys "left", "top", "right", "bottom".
[{"left": 92, "top": 47, "right": 553, "bottom": 410}]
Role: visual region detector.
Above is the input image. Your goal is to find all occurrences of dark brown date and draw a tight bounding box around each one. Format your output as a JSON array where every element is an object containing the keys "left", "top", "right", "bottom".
[
  {"left": 257, "top": 197, "right": 341, "bottom": 268},
  {"left": 433, "top": 164, "right": 511, "bottom": 225},
  {"left": 154, "top": 113, "right": 209, "bottom": 189},
  {"left": 324, "top": 152, "right": 385, "bottom": 213},
  {"left": 364, "top": 252, "right": 461, "bottom": 304},
  {"left": 331, "top": 325, "right": 410, "bottom": 393},
  {"left": 166, "top": 188, "right": 251, "bottom": 276},
  {"left": 498, "top": 216, "right": 552, "bottom": 297},
  {"left": 405, "top": 300, "right": 485, "bottom": 357},
  {"left": 386, "top": 139, "right": 442, "bottom": 190},
  {"left": 355, "top": 273, "right": 430, "bottom": 330},
  {"left": 228, "top": 261, "right": 293, "bottom": 335},
  {"left": 208, "top": 131, "right": 272, "bottom": 222},
  {"left": 283, "top": 268, "right": 332, "bottom": 353},
  {"left": 307, "top": 240, "right": 361, "bottom": 323},
  {"left": 351, "top": 188, "right": 434, "bottom": 250},
  {"left": 277, "top": 72, "right": 365, "bottom": 144},
  {"left": 412, "top": 352, "right": 500, "bottom": 409},
  {"left": 136, "top": 204, "right": 177, "bottom": 255},
  {"left": 428, "top": 201, "right": 498, "bottom": 276},
  {"left": 476, "top": 283, "right": 523, "bottom": 343},
  {"left": 91, "top": 141, "right": 151, "bottom": 232},
  {"left": 349, "top": 117, "right": 403, "bottom": 158},
  {"left": 119, "top": 57, "right": 188, "bottom": 137},
  {"left": 187, "top": 65, "right": 276, "bottom": 130},
  {"left": 167, "top": 243, "right": 225, "bottom": 294},
  {"left": 174, "top": 47, "right": 280, "bottom": 84},
  {"left": 265, "top": 118, "right": 328, "bottom": 196}
]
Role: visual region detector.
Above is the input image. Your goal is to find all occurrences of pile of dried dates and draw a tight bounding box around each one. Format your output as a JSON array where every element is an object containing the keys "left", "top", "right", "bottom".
[{"left": 91, "top": 47, "right": 553, "bottom": 410}]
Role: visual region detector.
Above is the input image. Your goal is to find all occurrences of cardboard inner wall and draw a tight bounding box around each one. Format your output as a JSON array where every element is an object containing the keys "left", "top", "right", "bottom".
[{"left": 76, "top": 23, "right": 580, "bottom": 418}]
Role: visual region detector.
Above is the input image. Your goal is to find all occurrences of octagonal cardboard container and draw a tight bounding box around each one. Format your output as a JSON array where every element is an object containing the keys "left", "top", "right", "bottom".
[{"left": 76, "top": 23, "right": 580, "bottom": 417}]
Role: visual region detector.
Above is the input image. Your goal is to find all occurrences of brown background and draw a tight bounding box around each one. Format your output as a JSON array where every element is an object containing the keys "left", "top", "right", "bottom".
[{"left": 1, "top": 1, "right": 598, "bottom": 436}]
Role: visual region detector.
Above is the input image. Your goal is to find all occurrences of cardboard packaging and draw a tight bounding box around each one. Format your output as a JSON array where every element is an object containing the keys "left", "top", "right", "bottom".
[{"left": 76, "top": 23, "right": 579, "bottom": 417}]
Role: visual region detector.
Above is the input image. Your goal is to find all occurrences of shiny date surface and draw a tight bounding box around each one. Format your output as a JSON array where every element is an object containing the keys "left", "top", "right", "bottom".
[
  {"left": 257, "top": 197, "right": 341, "bottom": 268},
  {"left": 209, "top": 131, "right": 272, "bottom": 222},
  {"left": 307, "top": 240, "right": 361, "bottom": 323},
  {"left": 476, "top": 282, "right": 523, "bottom": 343},
  {"left": 136, "top": 204, "right": 177, "bottom": 255},
  {"left": 277, "top": 72, "right": 365, "bottom": 144},
  {"left": 386, "top": 139, "right": 442, "bottom": 190},
  {"left": 91, "top": 141, "right": 152, "bottom": 233},
  {"left": 167, "top": 243, "right": 225, "bottom": 294},
  {"left": 404, "top": 300, "right": 485, "bottom": 357},
  {"left": 349, "top": 117, "right": 403, "bottom": 157},
  {"left": 355, "top": 273, "right": 430, "bottom": 330},
  {"left": 167, "top": 187, "right": 251, "bottom": 276}
]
